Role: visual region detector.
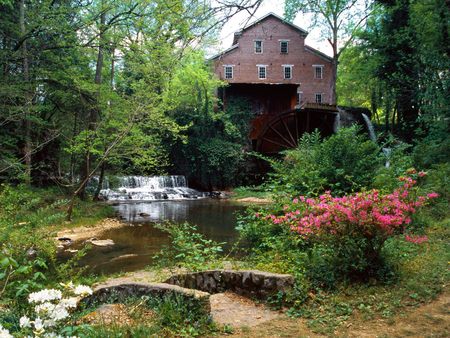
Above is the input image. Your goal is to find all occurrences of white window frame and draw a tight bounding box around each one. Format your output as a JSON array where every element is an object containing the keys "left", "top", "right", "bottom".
[
  {"left": 223, "top": 65, "right": 234, "bottom": 79},
  {"left": 279, "top": 40, "right": 289, "bottom": 54},
  {"left": 283, "top": 65, "right": 293, "bottom": 79},
  {"left": 257, "top": 65, "right": 267, "bottom": 79},
  {"left": 254, "top": 40, "right": 263, "bottom": 54},
  {"left": 313, "top": 65, "right": 324, "bottom": 79},
  {"left": 296, "top": 86, "right": 303, "bottom": 107},
  {"left": 315, "top": 93, "right": 323, "bottom": 103}
]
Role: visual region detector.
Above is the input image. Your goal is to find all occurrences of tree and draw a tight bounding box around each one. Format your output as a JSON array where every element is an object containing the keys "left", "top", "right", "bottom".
[{"left": 285, "top": 0, "right": 374, "bottom": 104}]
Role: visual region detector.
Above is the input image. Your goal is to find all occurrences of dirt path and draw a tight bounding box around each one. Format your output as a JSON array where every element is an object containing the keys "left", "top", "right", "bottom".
[
  {"left": 210, "top": 292, "right": 281, "bottom": 328},
  {"left": 225, "top": 290, "right": 450, "bottom": 337}
]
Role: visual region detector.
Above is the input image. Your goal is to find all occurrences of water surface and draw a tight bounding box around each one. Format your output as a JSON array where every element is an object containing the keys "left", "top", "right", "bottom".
[{"left": 74, "top": 199, "right": 247, "bottom": 274}]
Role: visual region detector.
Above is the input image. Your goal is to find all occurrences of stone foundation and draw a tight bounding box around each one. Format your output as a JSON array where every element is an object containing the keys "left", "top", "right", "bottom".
[
  {"left": 80, "top": 282, "right": 211, "bottom": 312},
  {"left": 165, "top": 270, "right": 294, "bottom": 300}
]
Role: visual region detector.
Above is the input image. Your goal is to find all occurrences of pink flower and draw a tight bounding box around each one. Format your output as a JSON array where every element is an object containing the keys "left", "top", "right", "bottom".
[
  {"left": 405, "top": 234, "right": 428, "bottom": 244},
  {"left": 427, "top": 192, "right": 439, "bottom": 199},
  {"left": 418, "top": 171, "right": 427, "bottom": 177}
]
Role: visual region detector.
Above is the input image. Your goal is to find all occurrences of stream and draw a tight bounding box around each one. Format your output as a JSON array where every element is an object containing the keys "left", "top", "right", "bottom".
[{"left": 71, "top": 199, "right": 247, "bottom": 275}]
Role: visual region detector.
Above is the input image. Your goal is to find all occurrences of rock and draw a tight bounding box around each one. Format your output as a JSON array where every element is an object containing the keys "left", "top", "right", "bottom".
[
  {"left": 65, "top": 249, "right": 79, "bottom": 253},
  {"left": 88, "top": 239, "right": 115, "bottom": 247},
  {"left": 80, "top": 282, "right": 211, "bottom": 313},
  {"left": 210, "top": 191, "right": 229, "bottom": 199},
  {"left": 165, "top": 270, "right": 294, "bottom": 301},
  {"left": 58, "top": 237, "right": 72, "bottom": 242},
  {"left": 57, "top": 237, "right": 73, "bottom": 246},
  {"left": 26, "top": 248, "right": 37, "bottom": 259},
  {"left": 110, "top": 254, "right": 138, "bottom": 262}
]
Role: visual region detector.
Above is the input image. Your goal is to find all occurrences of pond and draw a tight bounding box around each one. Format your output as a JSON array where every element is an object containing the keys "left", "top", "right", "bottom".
[{"left": 72, "top": 199, "right": 248, "bottom": 275}]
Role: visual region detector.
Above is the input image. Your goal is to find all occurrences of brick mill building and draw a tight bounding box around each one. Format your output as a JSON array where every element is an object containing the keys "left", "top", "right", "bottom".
[{"left": 210, "top": 13, "right": 338, "bottom": 154}]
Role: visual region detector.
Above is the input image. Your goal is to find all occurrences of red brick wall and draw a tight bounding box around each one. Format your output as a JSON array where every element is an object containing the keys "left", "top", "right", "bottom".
[{"left": 212, "top": 16, "right": 333, "bottom": 105}]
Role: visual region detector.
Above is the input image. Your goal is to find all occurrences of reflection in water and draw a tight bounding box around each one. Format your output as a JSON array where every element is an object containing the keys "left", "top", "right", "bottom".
[{"left": 74, "top": 200, "right": 246, "bottom": 275}]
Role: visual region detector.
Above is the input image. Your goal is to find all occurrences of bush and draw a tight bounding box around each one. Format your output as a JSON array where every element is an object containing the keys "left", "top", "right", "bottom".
[
  {"left": 269, "top": 127, "right": 381, "bottom": 197},
  {"left": 153, "top": 222, "right": 224, "bottom": 271},
  {"left": 240, "top": 171, "right": 438, "bottom": 287},
  {"left": 0, "top": 185, "right": 65, "bottom": 300}
]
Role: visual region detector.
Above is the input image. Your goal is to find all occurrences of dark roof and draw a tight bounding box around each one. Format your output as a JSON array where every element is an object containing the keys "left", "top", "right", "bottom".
[
  {"left": 209, "top": 44, "right": 239, "bottom": 61},
  {"left": 238, "top": 12, "right": 308, "bottom": 37},
  {"left": 305, "top": 45, "right": 333, "bottom": 62},
  {"left": 210, "top": 12, "right": 332, "bottom": 62}
]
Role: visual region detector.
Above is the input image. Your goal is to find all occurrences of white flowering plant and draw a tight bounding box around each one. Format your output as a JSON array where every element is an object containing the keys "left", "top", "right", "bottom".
[{"left": 15, "top": 282, "right": 93, "bottom": 338}]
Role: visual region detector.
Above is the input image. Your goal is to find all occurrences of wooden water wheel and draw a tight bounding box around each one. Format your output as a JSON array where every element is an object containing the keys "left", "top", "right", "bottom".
[{"left": 255, "top": 109, "right": 337, "bottom": 154}]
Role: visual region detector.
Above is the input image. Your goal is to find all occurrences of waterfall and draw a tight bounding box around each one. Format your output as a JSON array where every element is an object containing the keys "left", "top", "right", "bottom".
[
  {"left": 382, "top": 148, "right": 392, "bottom": 168},
  {"left": 361, "top": 113, "right": 377, "bottom": 142},
  {"left": 333, "top": 112, "right": 341, "bottom": 133},
  {"left": 98, "top": 175, "right": 206, "bottom": 201}
]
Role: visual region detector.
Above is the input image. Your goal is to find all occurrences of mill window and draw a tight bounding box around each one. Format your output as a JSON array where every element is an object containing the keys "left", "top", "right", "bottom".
[
  {"left": 254, "top": 40, "right": 263, "bottom": 53},
  {"left": 314, "top": 65, "right": 323, "bottom": 79},
  {"left": 224, "top": 65, "right": 233, "bottom": 79},
  {"left": 258, "top": 65, "right": 267, "bottom": 79},
  {"left": 283, "top": 65, "right": 292, "bottom": 79},
  {"left": 280, "top": 41, "right": 289, "bottom": 54},
  {"left": 315, "top": 93, "right": 323, "bottom": 103}
]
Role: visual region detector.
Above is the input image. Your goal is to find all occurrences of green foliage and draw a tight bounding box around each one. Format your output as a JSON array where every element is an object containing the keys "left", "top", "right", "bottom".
[
  {"left": 78, "top": 293, "right": 216, "bottom": 337},
  {"left": 0, "top": 185, "right": 63, "bottom": 299},
  {"left": 163, "top": 52, "right": 254, "bottom": 189},
  {"left": 153, "top": 222, "right": 224, "bottom": 271},
  {"left": 269, "top": 127, "right": 381, "bottom": 196}
]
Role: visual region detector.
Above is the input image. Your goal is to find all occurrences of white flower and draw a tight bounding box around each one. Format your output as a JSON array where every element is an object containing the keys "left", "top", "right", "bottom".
[
  {"left": 73, "top": 285, "right": 93, "bottom": 296},
  {"left": 35, "top": 302, "right": 56, "bottom": 315},
  {"left": 59, "top": 297, "right": 78, "bottom": 309},
  {"left": 43, "top": 319, "right": 56, "bottom": 328},
  {"left": 33, "top": 317, "right": 45, "bottom": 335},
  {"left": 29, "top": 289, "right": 62, "bottom": 304},
  {"left": 49, "top": 306, "right": 69, "bottom": 321},
  {"left": 19, "top": 315, "right": 31, "bottom": 328},
  {"left": 0, "top": 324, "right": 13, "bottom": 338}
]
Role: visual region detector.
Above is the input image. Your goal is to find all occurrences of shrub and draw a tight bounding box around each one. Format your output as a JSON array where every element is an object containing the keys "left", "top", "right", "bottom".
[
  {"left": 269, "top": 127, "right": 382, "bottom": 197},
  {"left": 1, "top": 282, "right": 93, "bottom": 337},
  {"left": 0, "top": 185, "right": 66, "bottom": 300},
  {"left": 153, "top": 222, "right": 224, "bottom": 271},
  {"left": 250, "top": 171, "right": 438, "bottom": 285}
]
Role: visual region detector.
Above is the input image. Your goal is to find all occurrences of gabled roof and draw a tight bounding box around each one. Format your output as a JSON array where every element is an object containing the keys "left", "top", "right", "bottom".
[
  {"left": 238, "top": 12, "right": 309, "bottom": 37},
  {"left": 209, "top": 43, "right": 239, "bottom": 61},
  {"left": 305, "top": 45, "right": 333, "bottom": 62},
  {"left": 209, "top": 12, "right": 332, "bottom": 62}
]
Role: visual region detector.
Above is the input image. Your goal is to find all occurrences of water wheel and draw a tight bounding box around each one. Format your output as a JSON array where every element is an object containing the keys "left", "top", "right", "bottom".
[{"left": 256, "top": 109, "right": 336, "bottom": 154}]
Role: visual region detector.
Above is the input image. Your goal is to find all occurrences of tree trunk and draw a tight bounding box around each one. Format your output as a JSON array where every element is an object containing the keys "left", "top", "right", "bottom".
[
  {"left": 78, "top": 7, "right": 106, "bottom": 199},
  {"left": 93, "top": 161, "right": 105, "bottom": 201},
  {"left": 20, "top": 0, "right": 32, "bottom": 183}
]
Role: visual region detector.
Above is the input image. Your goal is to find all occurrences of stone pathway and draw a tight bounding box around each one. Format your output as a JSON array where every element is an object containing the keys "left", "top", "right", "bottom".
[{"left": 88, "top": 270, "right": 287, "bottom": 330}]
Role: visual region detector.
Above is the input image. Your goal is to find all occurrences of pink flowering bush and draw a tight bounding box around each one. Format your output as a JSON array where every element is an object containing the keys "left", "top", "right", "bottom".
[
  {"left": 251, "top": 171, "right": 439, "bottom": 283},
  {"left": 265, "top": 173, "right": 437, "bottom": 242}
]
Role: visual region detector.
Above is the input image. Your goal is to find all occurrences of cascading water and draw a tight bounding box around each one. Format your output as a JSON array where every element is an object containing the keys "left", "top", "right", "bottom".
[
  {"left": 333, "top": 112, "right": 341, "bottom": 133},
  {"left": 361, "top": 113, "right": 377, "bottom": 142},
  {"left": 98, "top": 175, "right": 206, "bottom": 201}
]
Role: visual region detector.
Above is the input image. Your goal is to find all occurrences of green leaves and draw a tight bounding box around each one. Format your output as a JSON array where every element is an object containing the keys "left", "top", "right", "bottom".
[{"left": 153, "top": 222, "right": 224, "bottom": 271}]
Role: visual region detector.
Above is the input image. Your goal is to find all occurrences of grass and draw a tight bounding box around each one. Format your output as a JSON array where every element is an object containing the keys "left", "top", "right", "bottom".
[
  {"left": 284, "top": 216, "right": 450, "bottom": 335},
  {"left": 73, "top": 292, "right": 220, "bottom": 337},
  {"left": 231, "top": 185, "right": 273, "bottom": 200}
]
